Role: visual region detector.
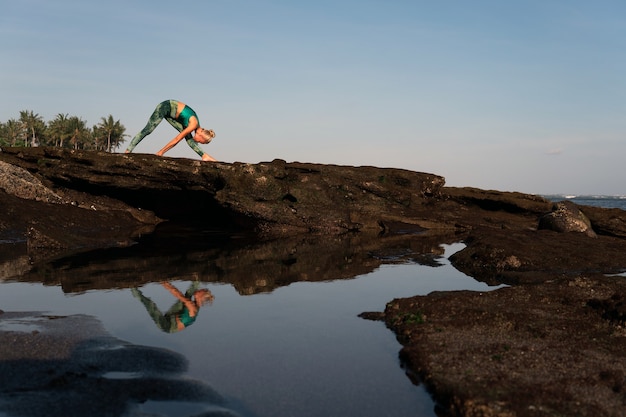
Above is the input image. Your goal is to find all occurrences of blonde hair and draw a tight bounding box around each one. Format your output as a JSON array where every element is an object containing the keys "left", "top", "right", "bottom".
[{"left": 198, "top": 128, "right": 215, "bottom": 143}]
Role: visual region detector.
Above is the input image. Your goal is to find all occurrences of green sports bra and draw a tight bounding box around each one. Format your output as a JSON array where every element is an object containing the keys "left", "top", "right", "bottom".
[
  {"left": 178, "top": 105, "right": 199, "bottom": 128},
  {"left": 179, "top": 307, "right": 197, "bottom": 327}
]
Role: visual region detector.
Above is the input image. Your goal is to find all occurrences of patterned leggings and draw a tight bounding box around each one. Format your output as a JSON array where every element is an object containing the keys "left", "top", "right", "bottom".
[
  {"left": 126, "top": 100, "right": 204, "bottom": 156},
  {"left": 131, "top": 281, "right": 201, "bottom": 333}
]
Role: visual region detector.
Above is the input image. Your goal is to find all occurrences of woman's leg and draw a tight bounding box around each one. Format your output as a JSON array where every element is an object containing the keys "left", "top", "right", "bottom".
[
  {"left": 130, "top": 288, "right": 177, "bottom": 333},
  {"left": 164, "top": 117, "right": 184, "bottom": 133},
  {"left": 126, "top": 101, "right": 171, "bottom": 152}
]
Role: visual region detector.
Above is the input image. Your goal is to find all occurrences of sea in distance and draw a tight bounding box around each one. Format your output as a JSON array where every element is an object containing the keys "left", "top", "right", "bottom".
[
  {"left": 541, "top": 194, "right": 626, "bottom": 276},
  {"left": 543, "top": 194, "right": 626, "bottom": 210},
  {"left": 0, "top": 194, "right": 623, "bottom": 417}
]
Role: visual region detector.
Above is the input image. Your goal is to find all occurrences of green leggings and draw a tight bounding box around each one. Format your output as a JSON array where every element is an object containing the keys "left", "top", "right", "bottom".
[
  {"left": 131, "top": 282, "right": 200, "bottom": 333},
  {"left": 126, "top": 100, "right": 204, "bottom": 157}
]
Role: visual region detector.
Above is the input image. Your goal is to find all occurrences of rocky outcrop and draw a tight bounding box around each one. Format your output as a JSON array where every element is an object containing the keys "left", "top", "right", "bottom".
[
  {"left": 0, "top": 160, "right": 63, "bottom": 203},
  {"left": 538, "top": 200, "right": 597, "bottom": 237},
  {"left": 2, "top": 146, "right": 626, "bottom": 280},
  {"left": 0, "top": 147, "right": 448, "bottom": 247},
  {"left": 3, "top": 146, "right": 626, "bottom": 417},
  {"left": 376, "top": 275, "right": 626, "bottom": 417}
]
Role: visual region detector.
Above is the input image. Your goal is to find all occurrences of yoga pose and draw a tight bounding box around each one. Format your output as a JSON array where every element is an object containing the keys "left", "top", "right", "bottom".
[
  {"left": 125, "top": 100, "right": 216, "bottom": 161},
  {"left": 131, "top": 281, "right": 214, "bottom": 333}
]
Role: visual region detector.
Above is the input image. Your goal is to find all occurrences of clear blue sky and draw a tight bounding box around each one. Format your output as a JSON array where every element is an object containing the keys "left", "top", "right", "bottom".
[{"left": 2, "top": 0, "right": 625, "bottom": 195}]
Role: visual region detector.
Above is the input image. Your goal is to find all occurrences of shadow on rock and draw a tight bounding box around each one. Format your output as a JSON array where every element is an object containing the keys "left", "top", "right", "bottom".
[{"left": 0, "top": 312, "right": 244, "bottom": 417}]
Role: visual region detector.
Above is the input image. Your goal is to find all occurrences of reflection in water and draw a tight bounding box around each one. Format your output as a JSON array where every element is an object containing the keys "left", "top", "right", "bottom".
[
  {"left": 2, "top": 228, "right": 458, "bottom": 295},
  {"left": 0, "top": 312, "right": 241, "bottom": 417},
  {"left": 0, "top": 227, "right": 477, "bottom": 417},
  {"left": 132, "top": 281, "right": 215, "bottom": 333}
]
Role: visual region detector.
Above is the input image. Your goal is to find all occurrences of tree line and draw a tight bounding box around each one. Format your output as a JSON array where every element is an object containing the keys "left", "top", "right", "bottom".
[{"left": 0, "top": 110, "right": 127, "bottom": 152}]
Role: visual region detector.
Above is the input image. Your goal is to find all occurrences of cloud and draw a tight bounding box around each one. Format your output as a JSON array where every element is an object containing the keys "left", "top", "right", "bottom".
[{"left": 545, "top": 148, "right": 564, "bottom": 156}]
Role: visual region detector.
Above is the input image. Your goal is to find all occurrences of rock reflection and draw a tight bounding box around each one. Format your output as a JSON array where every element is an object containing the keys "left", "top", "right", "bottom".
[
  {"left": 132, "top": 282, "right": 214, "bottom": 333},
  {"left": 3, "top": 228, "right": 460, "bottom": 295},
  {"left": 0, "top": 312, "right": 241, "bottom": 417}
]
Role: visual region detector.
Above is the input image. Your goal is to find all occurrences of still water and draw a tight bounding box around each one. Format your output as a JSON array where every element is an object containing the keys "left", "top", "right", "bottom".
[{"left": 0, "top": 233, "right": 501, "bottom": 417}]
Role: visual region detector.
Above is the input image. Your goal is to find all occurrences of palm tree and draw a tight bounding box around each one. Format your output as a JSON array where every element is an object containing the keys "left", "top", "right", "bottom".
[
  {"left": 0, "top": 122, "right": 7, "bottom": 146},
  {"left": 19, "top": 110, "right": 45, "bottom": 147},
  {"left": 96, "top": 115, "right": 127, "bottom": 152},
  {"left": 47, "top": 113, "right": 71, "bottom": 148},
  {"left": 67, "top": 116, "right": 90, "bottom": 150},
  {"left": 0, "top": 119, "right": 23, "bottom": 146}
]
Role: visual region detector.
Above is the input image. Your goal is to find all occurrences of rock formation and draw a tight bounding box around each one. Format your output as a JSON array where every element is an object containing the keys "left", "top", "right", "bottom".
[
  {"left": 0, "top": 146, "right": 449, "bottom": 249},
  {"left": 538, "top": 199, "right": 597, "bottom": 237},
  {"left": 3, "top": 146, "right": 626, "bottom": 417}
]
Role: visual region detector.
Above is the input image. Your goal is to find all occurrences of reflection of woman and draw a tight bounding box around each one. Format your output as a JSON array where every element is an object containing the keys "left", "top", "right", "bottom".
[{"left": 131, "top": 281, "right": 214, "bottom": 333}]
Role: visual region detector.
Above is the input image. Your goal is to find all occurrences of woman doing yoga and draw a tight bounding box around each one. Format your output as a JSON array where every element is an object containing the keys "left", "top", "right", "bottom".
[
  {"left": 131, "top": 281, "right": 214, "bottom": 333},
  {"left": 125, "top": 100, "right": 216, "bottom": 161}
]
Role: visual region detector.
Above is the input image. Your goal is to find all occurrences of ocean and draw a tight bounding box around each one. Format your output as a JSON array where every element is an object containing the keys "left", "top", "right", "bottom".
[{"left": 544, "top": 195, "right": 626, "bottom": 210}]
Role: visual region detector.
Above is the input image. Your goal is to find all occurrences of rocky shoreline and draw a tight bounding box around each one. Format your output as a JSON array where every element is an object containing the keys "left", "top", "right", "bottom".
[{"left": 2, "top": 147, "right": 626, "bottom": 416}]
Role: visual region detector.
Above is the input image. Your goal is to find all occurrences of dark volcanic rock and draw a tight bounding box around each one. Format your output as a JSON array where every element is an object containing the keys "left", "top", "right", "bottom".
[
  {"left": 3, "top": 146, "right": 626, "bottom": 417},
  {"left": 0, "top": 147, "right": 447, "bottom": 249},
  {"left": 449, "top": 229, "right": 626, "bottom": 285},
  {"left": 538, "top": 200, "right": 597, "bottom": 237},
  {"left": 379, "top": 275, "right": 626, "bottom": 417}
]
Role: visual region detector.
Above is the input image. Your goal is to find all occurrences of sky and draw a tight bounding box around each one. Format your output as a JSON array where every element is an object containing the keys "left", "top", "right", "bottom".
[{"left": 1, "top": 0, "right": 625, "bottom": 195}]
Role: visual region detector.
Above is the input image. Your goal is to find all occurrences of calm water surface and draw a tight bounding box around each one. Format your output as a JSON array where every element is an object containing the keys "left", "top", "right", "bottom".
[
  {"left": 0, "top": 239, "right": 501, "bottom": 417},
  {"left": 3, "top": 194, "right": 623, "bottom": 416}
]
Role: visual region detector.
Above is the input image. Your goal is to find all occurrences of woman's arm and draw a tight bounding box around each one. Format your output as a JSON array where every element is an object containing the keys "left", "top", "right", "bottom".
[
  {"left": 156, "top": 117, "right": 199, "bottom": 156},
  {"left": 161, "top": 282, "right": 199, "bottom": 315},
  {"left": 201, "top": 153, "right": 217, "bottom": 161}
]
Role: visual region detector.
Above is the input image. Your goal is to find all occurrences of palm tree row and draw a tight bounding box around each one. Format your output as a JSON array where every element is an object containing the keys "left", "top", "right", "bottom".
[{"left": 0, "top": 110, "right": 127, "bottom": 153}]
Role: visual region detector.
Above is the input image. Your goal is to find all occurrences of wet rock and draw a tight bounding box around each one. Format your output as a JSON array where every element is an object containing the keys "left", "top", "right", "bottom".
[
  {"left": 571, "top": 204, "right": 626, "bottom": 238},
  {"left": 449, "top": 229, "right": 626, "bottom": 286},
  {"left": 538, "top": 200, "right": 597, "bottom": 237},
  {"left": 377, "top": 275, "right": 626, "bottom": 417},
  {"left": 0, "top": 312, "right": 239, "bottom": 417},
  {"left": 0, "top": 189, "right": 157, "bottom": 260},
  {"left": 588, "top": 292, "right": 626, "bottom": 324}
]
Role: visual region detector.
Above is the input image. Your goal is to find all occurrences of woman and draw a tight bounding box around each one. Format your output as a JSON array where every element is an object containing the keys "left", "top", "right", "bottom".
[
  {"left": 131, "top": 281, "right": 215, "bottom": 333},
  {"left": 125, "top": 99, "right": 216, "bottom": 161}
]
